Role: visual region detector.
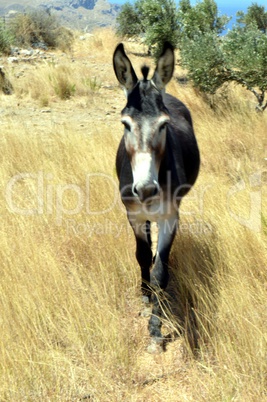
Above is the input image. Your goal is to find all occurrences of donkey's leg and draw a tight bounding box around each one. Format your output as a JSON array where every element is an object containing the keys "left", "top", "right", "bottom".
[
  {"left": 148, "top": 213, "right": 178, "bottom": 340},
  {"left": 128, "top": 217, "right": 153, "bottom": 296}
]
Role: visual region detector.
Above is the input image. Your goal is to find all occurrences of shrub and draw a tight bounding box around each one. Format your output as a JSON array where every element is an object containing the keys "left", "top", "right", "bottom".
[
  {"left": 50, "top": 65, "right": 76, "bottom": 100},
  {"left": 180, "top": 26, "right": 267, "bottom": 111},
  {"left": 0, "top": 20, "right": 13, "bottom": 54},
  {"left": 180, "top": 32, "right": 227, "bottom": 95},
  {"left": 53, "top": 26, "right": 74, "bottom": 52},
  {"left": 9, "top": 10, "right": 73, "bottom": 50}
]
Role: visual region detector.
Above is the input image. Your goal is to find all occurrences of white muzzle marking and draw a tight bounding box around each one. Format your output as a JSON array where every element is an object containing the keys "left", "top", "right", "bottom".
[{"left": 131, "top": 152, "right": 160, "bottom": 201}]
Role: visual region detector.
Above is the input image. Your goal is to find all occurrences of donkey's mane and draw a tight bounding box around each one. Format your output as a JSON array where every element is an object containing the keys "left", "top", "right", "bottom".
[{"left": 141, "top": 65, "right": 150, "bottom": 81}]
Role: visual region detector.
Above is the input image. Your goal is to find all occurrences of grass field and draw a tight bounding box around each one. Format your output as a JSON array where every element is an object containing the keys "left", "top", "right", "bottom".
[{"left": 0, "top": 29, "right": 267, "bottom": 401}]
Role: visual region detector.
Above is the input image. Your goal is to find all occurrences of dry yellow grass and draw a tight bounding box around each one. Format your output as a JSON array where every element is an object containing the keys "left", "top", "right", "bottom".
[{"left": 0, "top": 29, "right": 267, "bottom": 401}]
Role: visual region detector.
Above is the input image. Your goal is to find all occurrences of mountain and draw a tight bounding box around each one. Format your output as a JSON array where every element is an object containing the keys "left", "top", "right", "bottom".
[{"left": 0, "top": 0, "right": 121, "bottom": 31}]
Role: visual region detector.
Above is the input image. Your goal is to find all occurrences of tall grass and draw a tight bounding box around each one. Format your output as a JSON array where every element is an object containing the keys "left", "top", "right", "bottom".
[{"left": 0, "top": 30, "right": 267, "bottom": 401}]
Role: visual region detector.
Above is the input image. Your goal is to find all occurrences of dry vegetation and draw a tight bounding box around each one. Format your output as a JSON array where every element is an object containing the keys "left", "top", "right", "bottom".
[{"left": 0, "top": 29, "right": 267, "bottom": 401}]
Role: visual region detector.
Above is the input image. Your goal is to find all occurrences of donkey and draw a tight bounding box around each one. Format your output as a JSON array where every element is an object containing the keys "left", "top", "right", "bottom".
[{"left": 113, "top": 42, "right": 200, "bottom": 348}]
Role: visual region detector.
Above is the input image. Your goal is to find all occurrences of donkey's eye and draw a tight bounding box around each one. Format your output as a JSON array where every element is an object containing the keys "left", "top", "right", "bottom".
[
  {"left": 159, "top": 122, "right": 168, "bottom": 132},
  {"left": 122, "top": 120, "right": 131, "bottom": 131}
]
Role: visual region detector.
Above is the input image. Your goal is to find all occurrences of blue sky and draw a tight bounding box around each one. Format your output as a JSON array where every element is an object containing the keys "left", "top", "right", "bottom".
[
  {"left": 205, "top": 1, "right": 265, "bottom": 30},
  {"left": 113, "top": 0, "right": 264, "bottom": 15},
  {"left": 201, "top": 0, "right": 263, "bottom": 16},
  {"left": 112, "top": 0, "right": 266, "bottom": 30},
  {"left": 196, "top": 0, "right": 257, "bottom": 9}
]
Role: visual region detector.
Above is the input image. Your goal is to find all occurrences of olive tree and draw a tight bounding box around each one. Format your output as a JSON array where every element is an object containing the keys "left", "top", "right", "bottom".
[
  {"left": 115, "top": 2, "right": 143, "bottom": 39},
  {"left": 222, "top": 25, "right": 267, "bottom": 111},
  {"left": 116, "top": 0, "right": 229, "bottom": 57},
  {"left": 116, "top": 0, "right": 179, "bottom": 57},
  {"left": 180, "top": 24, "right": 267, "bottom": 111},
  {"left": 237, "top": 2, "right": 267, "bottom": 34},
  {"left": 177, "top": 0, "right": 229, "bottom": 39}
]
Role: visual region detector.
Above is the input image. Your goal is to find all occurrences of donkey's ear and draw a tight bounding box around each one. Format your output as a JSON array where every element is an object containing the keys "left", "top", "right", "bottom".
[
  {"left": 113, "top": 43, "right": 138, "bottom": 92},
  {"left": 152, "top": 42, "right": 175, "bottom": 90}
]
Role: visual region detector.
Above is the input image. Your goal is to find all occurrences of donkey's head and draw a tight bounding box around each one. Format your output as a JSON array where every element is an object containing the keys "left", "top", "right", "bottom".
[{"left": 113, "top": 43, "right": 175, "bottom": 203}]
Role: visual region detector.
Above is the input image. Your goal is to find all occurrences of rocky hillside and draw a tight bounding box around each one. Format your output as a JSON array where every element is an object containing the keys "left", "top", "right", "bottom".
[{"left": 0, "top": 0, "right": 120, "bottom": 31}]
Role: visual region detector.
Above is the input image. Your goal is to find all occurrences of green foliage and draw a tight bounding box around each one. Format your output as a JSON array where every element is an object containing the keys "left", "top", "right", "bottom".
[
  {"left": 223, "top": 25, "right": 267, "bottom": 85},
  {"left": 178, "top": 0, "right": 229, "bottom": 95},
  {"left": 222, "top": 25, "right": 267, "bottom": 111},
  {"left": 116, "top": 0, "right": 267, "bottom": 111},
  {"left": 177, "top": 0, "right": 230, "bottom": 39},
  {"left": 9, "top": 10, "right": 73, "bottom": 50},
  {"left": 180, "top": 32, "right": 227, "bottom": 95},
  {"left": 83, "top": 76, "right": 101, "bottom": 91},
  {"left": 0, "top": 21, "right": 13, "bottom": 54},
  {"left": 116, "top": 2, "right": 143, "bottom": 38},
  {"left": 116, "top": 0, "right": 228, "bottom": 57},
  {"left": 236, "top": 2, "right": 267, "bottom": 33},
  {"left": 139, "top": 0, "right": 179, "bottom": 57},
  {"left": 180, "top": 24, "right": 267, "bottom": 111},
  {"left": 116, "top": 0, "right": 179, "bottom": 56}
]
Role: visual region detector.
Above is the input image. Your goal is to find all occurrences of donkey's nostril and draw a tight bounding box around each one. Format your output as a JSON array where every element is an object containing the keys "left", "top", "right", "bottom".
[
  {"left": 152, "top": 180, "right": 160, "bottom": 196},
  {"left": 132, "top": 181, "right": 160, "bottom": 202},
  {"left": 152, "top": 186, "right": 159, "bottom": 197},
  {"left": 132, "top": 184, "right": 138, "bottom": 197}
]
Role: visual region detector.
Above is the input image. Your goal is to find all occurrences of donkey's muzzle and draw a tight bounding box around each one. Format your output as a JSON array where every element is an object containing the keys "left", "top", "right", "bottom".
[{"left": 132, "top": 180, "right": 160, "bottom": 203}]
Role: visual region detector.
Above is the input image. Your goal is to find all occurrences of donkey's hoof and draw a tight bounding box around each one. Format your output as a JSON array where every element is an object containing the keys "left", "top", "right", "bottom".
[
  {"left": 142, "top": 295, "right": 150, "bottom": 304},
  {"left": 140, "top": 296, "right": 151, "bottom": 317},
  {"left": 147, "top": 338, "right": 164, "bottom": 354}
]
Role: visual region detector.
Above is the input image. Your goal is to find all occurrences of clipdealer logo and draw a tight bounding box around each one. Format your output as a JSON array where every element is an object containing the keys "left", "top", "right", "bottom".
[
  {"left": 227, "top": 171, "right": 262, "bottom": 233},
  {"left": 5, "top": 171, "right": 119, "bottom": 225},
  {"left": 4, "top": 170, "right": 264, "bottom": 233}
]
